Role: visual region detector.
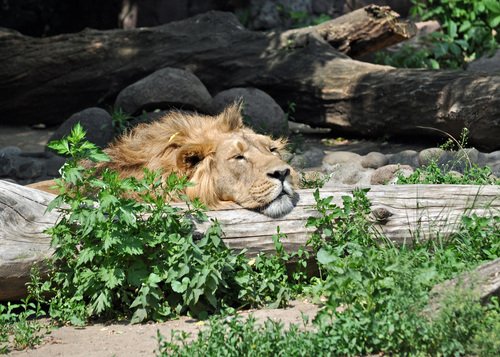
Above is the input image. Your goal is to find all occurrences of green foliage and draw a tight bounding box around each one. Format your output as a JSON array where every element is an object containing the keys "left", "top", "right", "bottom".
[
  {"left": 299, "top": 172, "right": 332, "bottom": 189},
  {"left": 111, "top": 107, "right": 133, "bottom": 135},
  {"left": 376, "top": 0, "right": 499, "bottom": 69},
  {"left": 397, "top": 129, "right": 499, "bottom": 185},
  {"left": 0, "top": 297, "right": 48, "bottom": 354},
  {"left": 398, "top": 160, "right": 499, "bottom": 185},
  {"left": 160, "top": 187, "right": 500, "bottom": 356},
  {"left": 24, "top": 123, "right": 304, "bottom": 326}
]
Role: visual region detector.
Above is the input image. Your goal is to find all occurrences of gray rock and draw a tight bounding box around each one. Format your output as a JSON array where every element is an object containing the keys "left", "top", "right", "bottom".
[
  {"left": 212, "top": 87, "right": 289, "bottom": 138},
  {"left": 371, "top": 164, "right": 414, "bottom": 185},
  {"left": 361, "top": 152, "right": 388, "bottom": 169},
  {"left": 115, "top": 67, "right": 213, "bottom": 115},
  {"left": 14, "top": 157, "right": 45, "bottom": 179},
  {"left": 0, "top": 154, "right": 15, "bottom": 176},
  {"left": 387, "top": 150, "right": 419, "bottom": 167},
  {"left": 467, "top": 49, "right": 500, "bottom": 75},
  {"left": 323, "top": 162, "right": 373, "bottom": 186},
  {"left": 48, "top": 107, "right": 114, "bottom": 149},
  {"left": 290, "top": 147, "right": 324, "bottom": 169},
  {"left": 45, "top": 155, "right": 66, "bottom": 177},
  {"left": 323, "top": 151, "right": 363, "bottom": 166},
  {"left": 0, "top": 146, "right": 22, "bottom": 156},
  {"left": 418, "top": 147, "right": 445, "bottom": 167}
]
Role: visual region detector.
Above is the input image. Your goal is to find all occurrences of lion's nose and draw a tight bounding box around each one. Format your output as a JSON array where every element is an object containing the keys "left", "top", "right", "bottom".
[{"left": 268, "top": 168, "right": 290, "bottom": 182}]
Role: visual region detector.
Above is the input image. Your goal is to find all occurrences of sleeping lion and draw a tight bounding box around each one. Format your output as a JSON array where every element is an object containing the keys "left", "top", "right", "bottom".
[{"left": 31, "top": 103, "right": 299, "bottom": 218}]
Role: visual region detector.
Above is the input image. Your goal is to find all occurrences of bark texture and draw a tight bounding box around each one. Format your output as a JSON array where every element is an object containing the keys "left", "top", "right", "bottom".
[
  {"left": 1, "top": 180, "right": 499, "bottom": 300},
  {"left": 1, "top": 7, "right": 499, "bottom": 150}
]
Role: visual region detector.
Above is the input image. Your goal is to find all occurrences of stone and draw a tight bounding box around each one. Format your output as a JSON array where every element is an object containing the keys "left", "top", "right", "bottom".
[
  {"left": 115, "top": 67, "right": 213, "bottom": 115},
  {"left": 0, "top": 146, "right": 22, "bottom": 156},
  {"left": 290, "top": 147, "right": 324, "bottom": 169},
  {"left": 323, "top": 162, "right": 373, "bottom": 186},
  {"left": 361, "top": 152, "right": 388, "bottom": 169},
  {"left": 387, "top": 150, "right": 419, "bottom": 167},
  {"left": 0, "top": 154, "right": 14, "bottom": 176},
  {"left": 45, "top": 154, "right": 66, "bottom": 177},
  {"left": 371, "top": 164, "right": 414, "bottom": 185},
  {"left": 212, "top": 87, "right": 289, "bottom": 138},
  {"left": 13, "top": 157, "right": 45, "bottom": 179},
  {"left": 467, "top": 49, "right": 500, "bottom": 75},
  {"left": 129, "top": 110, "right": 170, "bottom": 128},
  {"left": 323, "top": 151, "right": 363, "bottom": 166},
  {"left": 48, "top": 107, "right": 114, "bottom": 149},
  {"left": 418, "top": 147, "right": 445, "bottom": 167}
]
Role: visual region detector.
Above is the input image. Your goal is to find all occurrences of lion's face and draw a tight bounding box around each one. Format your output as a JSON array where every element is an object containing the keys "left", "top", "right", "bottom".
[
  {"left": 209, "top": 131, "right": 298, "bottom": 218},
  {"left": 104, "top": 103, "right": 299, "bottom": 217}
]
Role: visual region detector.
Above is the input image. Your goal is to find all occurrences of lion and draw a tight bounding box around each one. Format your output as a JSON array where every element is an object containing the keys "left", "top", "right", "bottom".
[{"left": 31, "top": 103, "right": 299, "bottom": 218}]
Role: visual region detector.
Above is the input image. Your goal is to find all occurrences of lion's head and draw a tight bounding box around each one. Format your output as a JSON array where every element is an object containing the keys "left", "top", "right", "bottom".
[{"left": 103, "top": 103, "right": 299, "bottom": 217}]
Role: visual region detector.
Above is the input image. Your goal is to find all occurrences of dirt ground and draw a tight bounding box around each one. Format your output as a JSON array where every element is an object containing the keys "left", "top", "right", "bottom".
[{"left": 9, "top": 300, "right": 320, "bottom": 357}]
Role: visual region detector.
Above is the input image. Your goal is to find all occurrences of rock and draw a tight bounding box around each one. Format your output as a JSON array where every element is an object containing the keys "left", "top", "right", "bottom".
[
  {"left": 129, "top": 110, "right": 170, "bottom": 128},
  {"left": 323, "top": 162, "right": 373, "bottom": 186},
  {"left": 115, "top": 67, "right": 213, "bottom": 115},
  {"left": 45, "top": 154, "right": 66, "bottom": 177},
  {"left": 371, "top": 164, "right": 414, "bottom": 185},
  {"left": 323, "top": 151, "right": 363, "bottom": 165},
  {"left": 467, "top": 49, "right": 500, "bottom": 75},
  {"left": 212, "top": 87, "right": 289, "bottom": 137},
  {"left": 13, "top": 157, "right": 45, "bottom": 179},
  {"left": 290, "top": 147, "right": 324, "bottom": 169},
  {"left": 361, "top": 152, "right": 388, "bottom": 169},
  {"left": 387, "top": 150, "right": 419, "bottom": 167},
  {"left": 0, "top": 154, "right": 15, "bottom": 176},
  {"left": 48, "top": 107, "right": 114, "bottom": 149},
  {"left": 0, "top": 146, "right": 22, "bottom": 156},
  {"left": 418, "top": 147, "right": 445, "bottom": 167}
]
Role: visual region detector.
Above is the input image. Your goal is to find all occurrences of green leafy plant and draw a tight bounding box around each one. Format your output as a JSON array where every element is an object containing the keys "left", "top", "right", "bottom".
[
  {"left": 376, "top": 0, "right": 499, "bottom": 69},
  {"left": 111, "top": 107, "right": 133, "bottom": 135},
  {"left": 27, "top": 123, "right": 305, "bottom": 325},
  {"left": 0, "top": 298, "right": 47, "bottom": 353},
  {"left": 397, "top": 128, "right": 499, "bottom": 185}
]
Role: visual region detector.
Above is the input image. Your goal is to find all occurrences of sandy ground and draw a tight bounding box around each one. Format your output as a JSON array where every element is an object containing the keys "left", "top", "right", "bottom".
[{"left": 9, "top": 300, "right": 320, "bottom": 357}]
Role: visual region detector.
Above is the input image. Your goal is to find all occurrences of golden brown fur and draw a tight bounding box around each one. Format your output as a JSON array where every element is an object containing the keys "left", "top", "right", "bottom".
[
  {"left": 29, "top": 103, "right": 299, "bottom": 217},
  {"left": 103, "top": 103, "right": 298, "bottom": 216}
]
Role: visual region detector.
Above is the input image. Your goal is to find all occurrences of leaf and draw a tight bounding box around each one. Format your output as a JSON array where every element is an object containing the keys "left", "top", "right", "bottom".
[
  {"left": 131, "top": 307, "right": 148, "bottom": 324},
  {"left": 91, "top": 290, "right": 111, "bottom": 314},
  {"left": 317, "top": 248, "right": 337, "bottom": 265},
  {"left": 172, "top": 278, "right": 189, "bottom": 293}
]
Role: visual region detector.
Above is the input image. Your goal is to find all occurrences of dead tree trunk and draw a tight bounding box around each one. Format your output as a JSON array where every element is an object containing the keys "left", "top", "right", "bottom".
[
  {"left": 1, "top": 7, "right": 499, "bottom": 150},
  {"left": 1, "top": 180, "right": 499, "bottom": 300}
]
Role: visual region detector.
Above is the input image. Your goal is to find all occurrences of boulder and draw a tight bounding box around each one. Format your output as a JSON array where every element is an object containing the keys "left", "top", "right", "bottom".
[
  {"left": 48, "top": 107, "right": 114, "bottom": 149},
  {"left": 115, "top": 67, "right": 213, "bottom": 115},
  {"left": 361, "top": 151, "right": 388, "bottom": 169},
  {"left": 212, "top": 87, "right": 289, "bottom": 138},
  {"left": 371, "top": 164, "right": 414, "bottom": 185},
  {"left": 467, "top": 49, "right": 500, "bottom": 75}
]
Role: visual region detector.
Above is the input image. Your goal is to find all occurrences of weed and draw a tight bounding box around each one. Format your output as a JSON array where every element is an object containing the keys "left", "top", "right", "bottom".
[
  {"left": 0, "top": 298, "right": 48, "bottom": 353},
  {"left": 111, "top": 107, "right": 133, "bottom": 135}
]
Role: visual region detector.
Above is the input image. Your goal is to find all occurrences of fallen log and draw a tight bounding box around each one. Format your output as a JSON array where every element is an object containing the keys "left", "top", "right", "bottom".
[
  {"left": 2, "top": 8, "right": 499, "bottom": 150},
  {"left": 1, "top": 179, "right": 499, "bottom": 300},
  {"left": 425, "top": 257, "right": 500, "bottom": 316}
]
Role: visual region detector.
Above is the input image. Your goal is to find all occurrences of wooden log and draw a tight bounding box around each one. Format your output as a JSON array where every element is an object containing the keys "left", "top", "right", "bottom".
[
  {"left": 1, "top": 180, "right": 499, "bottom": 300},
  {"left": 2, "top": 7, "right": 499, "bottom": 150},
  {"left": 425, "top": 257, "right": 500, "bottom": 316}
]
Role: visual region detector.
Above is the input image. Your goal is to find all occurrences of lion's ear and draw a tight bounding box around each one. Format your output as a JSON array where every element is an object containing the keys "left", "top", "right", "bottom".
[
  {"left": 218, "top": 101, "right": 244, "bottom": 131},
  {"left": 176, "top": 144, "right": 212, "bottom": 174}
]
